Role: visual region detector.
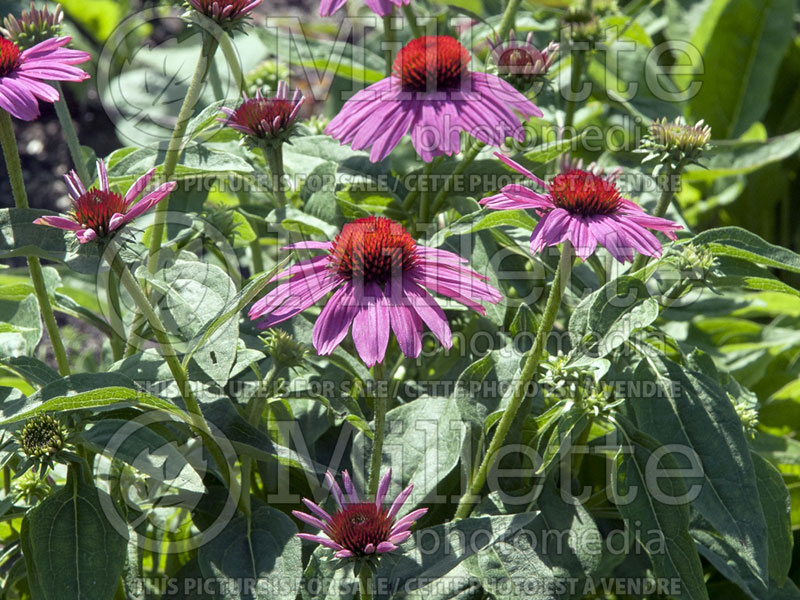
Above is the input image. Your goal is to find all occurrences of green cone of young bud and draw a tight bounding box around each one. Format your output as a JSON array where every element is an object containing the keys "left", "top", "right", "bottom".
[
  {"left": 19, "top": 415, "right": 66, "bottom": 460},
  {"left": 1, "top": 2, "right": 63, "bottom": 50},
  {"left": 637, "top": 117, "right": 712, "bottom": 173},
  {"left": 262, "top": 329, "right": 307, "bottom": 370}
]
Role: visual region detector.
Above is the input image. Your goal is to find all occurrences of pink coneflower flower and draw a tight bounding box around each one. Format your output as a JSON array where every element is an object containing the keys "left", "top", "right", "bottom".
[
  {"left": 0, "top": 35, "right": 89, "bottom": 121},
  {"left": 320, "top": 0, "right": 409, "bottom": 18},
  {"left": 293, "top": 469, "right": 426, "bottom": 559},
  {"left": 34, "top": 160, "right": 177, "bottom": 244},
  {"left": 249, "top": 216, "right": 502, "bottom": 367},
  {"left": 187, "top": 0, "right": 262, "bottom": 25},
  {"left": 326, "top": 36, "right": 542, "bottom": 163},
  {"left": 481, "top": 153, "right": 682, "bottom": 263},
  {"left": 220, "top": 83, "right": 304, "bottom": 143}
]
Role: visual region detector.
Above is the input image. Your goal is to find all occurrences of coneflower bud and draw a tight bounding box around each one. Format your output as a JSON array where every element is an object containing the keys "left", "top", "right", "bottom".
[
  {"left": 262, "top": 329, "right": 307, "bottom": 370},
  {"left": 637, "top": 117, "right": 712, "bottom": 173},
  {"left": 1, "top": 2, "right": 63, "bottom": 49},
  {"left": 19, "top": 415, "right": 66, "bottom": 460},
  {"left": 488, "top": 31, "right": 559, "bottom": 92},
  {"left": 561, "top": 7, "right": 601, "bottom": 45}
]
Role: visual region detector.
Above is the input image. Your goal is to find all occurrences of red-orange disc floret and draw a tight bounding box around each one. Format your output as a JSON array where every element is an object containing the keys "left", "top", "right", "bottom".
[
  {"left": 547, "top": 170, "right": 623, "bottom": 217},
  {"left": 392, "top": 36, "right": 470, "bottom": 93},
  {"left": 328, "top": 216, "right": 419, "bottom": 283},
  {"left": 0, "top": 38, "right": 21, "bottom": 76},
  {"left": 71, "top": 189, "right": 127, "bottom": 236},
  {"left": 327, "top": 503, "right": 394, "bottom": 557}
]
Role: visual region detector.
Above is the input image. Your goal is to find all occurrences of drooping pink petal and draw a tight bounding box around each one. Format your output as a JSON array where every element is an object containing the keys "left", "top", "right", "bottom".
[
  {"left": 351, "top": 282, "right": 391, "bottom": 367},
  {"left": 313, "top": 282, "right": 360, "bottom": 356}
]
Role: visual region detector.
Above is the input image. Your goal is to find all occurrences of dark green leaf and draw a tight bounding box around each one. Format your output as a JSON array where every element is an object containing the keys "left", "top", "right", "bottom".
[
  {"left": 197, "top": 505, "right": 302, "bottom": 600},
  {"left": 21, "top": 477, "right": 128, "bottom": 600}
]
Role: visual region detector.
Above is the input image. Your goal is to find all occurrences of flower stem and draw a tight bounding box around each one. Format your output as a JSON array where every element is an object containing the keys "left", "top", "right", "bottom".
[
  {"left": 631, "top": 163, "right": 677, "bottom": 272},
  {"left": 104, "top": 240, "right": 235, "bottom": 499},
  {"left": 264, "top": 143, "right": 287, "bottom": 206},
  {"left": 419, "top": 160, "right": 433, "bottom": 224},
  {"left": 240, "top": 365, "right": 278, "bottom": 517},
  {"left": 564, "top": 50, "right": 585, "bottom": 132},
  {"left": 430, "top": 139, "right": 484, "bottom": 215},
  {"left": 367, "top": 361, "right": 388, "bottom": 497},
  {"left": 383, "top": 13, "right": 396, "bottom": 77},
  {"left": 52, "top": 82, "right": 91, "bottom": 186},
  {"left": 0, "top": 110, "right": 71, "bottom": 376},
  {"left": 218, "top": 30, "right": 246, "bottom": 94},
  {"left": 359, "top": 568, "right": 373, "bottom": 600},
  {"left": 145, "top": 33, "right": 219, "bottom": 277},
  {"left": 498, "top": 0, "right": 522, "bottom": 40},
  {"left": 454, "top": 243, "right": 573, "bottom": 519},
  {"left": 402, "top": 4, "right": 423, "bottom": 38}
]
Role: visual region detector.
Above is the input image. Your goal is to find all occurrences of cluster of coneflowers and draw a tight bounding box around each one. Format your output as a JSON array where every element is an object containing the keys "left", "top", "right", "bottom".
[{"left": 0, "top": 0, "right": 711, "bottom": 580}]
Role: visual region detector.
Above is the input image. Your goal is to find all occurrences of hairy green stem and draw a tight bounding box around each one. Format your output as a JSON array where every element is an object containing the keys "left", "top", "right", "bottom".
[
  {"left": 564, "top": 50, "right": 585, "bottom": 132},
  {"left": 454, "top": 244, "right": 573, "bottom": 519},
  {"left": 430, "top": 139, "right": 484, "bottom": 215},
  {"left": 383, "top": 13, "right": 396, "bottom": 77},
  {"left": 631, "top": 163, "right": 678, "bottom": 272},
  {"left": 105, "top": 240, "right": 236, "bottom": 503},
  {"left": 359, "top": 569, "right": 373, "bottom": 600},
  {"left": 219, "top": 30, "right": 246, "bottom": 94},
  {"left": 367, "top": 362, "right": 388, "bottom": 497},
  {"left": 53, "top": 82, "right": 90, "bottom": 186},
  {"left": 146, "top": 34, "right": 219, "bottom": 277},
  {"left": 498, "top": 0, "right": 523, "bottom": 40},
  {"left": 241, "top": 366, "right": 278, "bottom": 517},
  {"left": 264, "top": 144, "right": 287, "bottom": 206},
  {"left": 419, "top": 161, "right": 433, "bottom": 224},
  {"left": 0, "top": 110, "right": 71, "bottom": 376},
  {"left": 402, "top": 4, "right": 424, "bottom": 38}
]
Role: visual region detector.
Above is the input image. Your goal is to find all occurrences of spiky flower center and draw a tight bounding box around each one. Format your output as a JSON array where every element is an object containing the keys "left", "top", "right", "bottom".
[
  {"left": 328, "top": 217, "right": 418, "bottom": 283},
  {"left": 328, "top": 503, "right": 393, "bottom": 556},
  {"left": 548, "top": 170, "right": 622, "bottom": 217},
  {"left": 393, "top": 36, "right": 470, "bottom": 93},
  {"left": 231, "top": 97, "right": 295, "bottom": 138},
  {"left": 72, "top": 188, "right": 127, "bottom": 236},
  {"left": 0, "top": 37, "right": 21, "bottom": 76},
  {"left": 20, "top": 416, "right": 64, "bottom": 459}
]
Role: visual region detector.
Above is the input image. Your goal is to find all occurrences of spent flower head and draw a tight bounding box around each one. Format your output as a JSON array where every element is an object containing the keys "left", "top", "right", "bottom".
[
  {"left": 638, "top": 117, "right": 712, "bottom": 173},
  {"left": 1, "top": 2, "right": 63, "bottom": 49},
  {"left": 488, "top": 31, "right": 559, "bottom": 93}
]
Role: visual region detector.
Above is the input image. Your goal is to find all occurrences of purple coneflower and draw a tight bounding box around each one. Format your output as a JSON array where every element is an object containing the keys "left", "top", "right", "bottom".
[
  {"left": 320, "top": 0, "right": 409, "bottom": 18},
  {"left": 34, "top": 160, "right": 177, "bottom": 244},
  {"left": 326, "top": 35, "right": 542, "bottom": 163},
  {"left": 481, "top": 153, "right": 682, "bottom": 263},
  {"left": 293, "top": 469, "right": 426, "bottom": 559},
  {"left": 249, "top": 216, "right": 502, "bottom": 367},
  {"left": 220, "top": 82, "right": 304, "bottom": 143},
  {"left": 0, "top": 35, "right": 89, "bottom": 121},
  {"left": 187, "top": 0, "right": 262, "bottom": 24}
]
